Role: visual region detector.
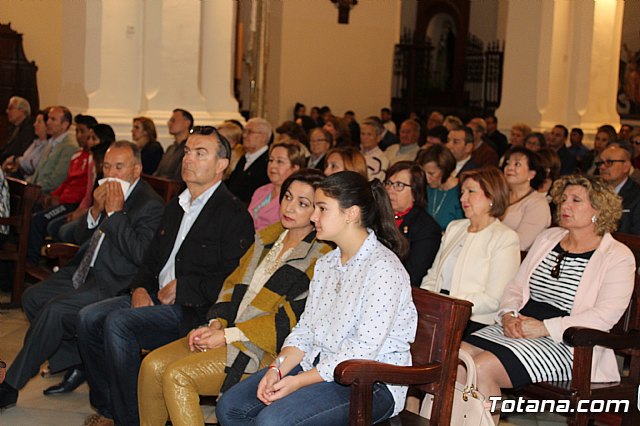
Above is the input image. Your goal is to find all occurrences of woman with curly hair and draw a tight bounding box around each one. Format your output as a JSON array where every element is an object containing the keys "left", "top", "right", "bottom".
[{"left": 463, "top": 175, "right": 635, "bottom": 424}]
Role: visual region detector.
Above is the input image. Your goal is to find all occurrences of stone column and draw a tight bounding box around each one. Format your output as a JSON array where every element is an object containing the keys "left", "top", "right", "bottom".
[{"left": 496, "top": 0, "right": 624, "bottom": 141}]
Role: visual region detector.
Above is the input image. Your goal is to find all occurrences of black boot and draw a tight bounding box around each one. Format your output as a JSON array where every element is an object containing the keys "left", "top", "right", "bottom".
[{"left": 0, "top": 382, "right": 18, "bottom": 409}]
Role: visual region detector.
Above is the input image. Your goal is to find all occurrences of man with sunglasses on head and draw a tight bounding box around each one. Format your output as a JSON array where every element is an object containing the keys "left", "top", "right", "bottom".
[
  {"left": 597, "top": 142, "right": 640, "bottom": 235},
  {"left": 77, "top": 127, "right": 254, "bottom": 426}
]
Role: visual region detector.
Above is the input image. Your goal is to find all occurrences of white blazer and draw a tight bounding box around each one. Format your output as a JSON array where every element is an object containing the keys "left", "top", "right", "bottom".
[{"left": 421, "top": 218, "right": 521, "bottom": 324}]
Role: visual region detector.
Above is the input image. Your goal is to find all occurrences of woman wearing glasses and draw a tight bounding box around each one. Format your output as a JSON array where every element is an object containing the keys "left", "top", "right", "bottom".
[
  {"left": 420, "top": 167, "right": 520, "bottom": 335},
  {"left": 384, "top": 161, "right": 441, "bottom": 286},
  {"left": 463, "top": 175, "right": 635, "bottom": 424}
]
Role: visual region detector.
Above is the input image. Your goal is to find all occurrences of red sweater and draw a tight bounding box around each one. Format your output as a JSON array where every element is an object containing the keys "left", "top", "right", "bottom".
[{"left": 51, "top": 149, "right": 94, "bottom": 204}]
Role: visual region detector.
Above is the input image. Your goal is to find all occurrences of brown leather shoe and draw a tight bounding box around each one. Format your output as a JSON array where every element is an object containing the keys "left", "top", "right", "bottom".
[
  {"left": 94, "top": 417, "right": 114, "bottom": 426},
  {"left": 83, "top": 414, "right": 101, "bottom": 426},
  {"left": 83, "top": 414, "right": 114, "bottom": 426}
]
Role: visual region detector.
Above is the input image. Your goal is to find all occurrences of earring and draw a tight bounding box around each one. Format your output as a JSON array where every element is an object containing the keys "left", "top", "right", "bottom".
[
  {"left": 591, "top": 215, "right": 597, "bottom": 223},
  {"left": 490, "top": 202, "right": 494, "bottom": 207}
]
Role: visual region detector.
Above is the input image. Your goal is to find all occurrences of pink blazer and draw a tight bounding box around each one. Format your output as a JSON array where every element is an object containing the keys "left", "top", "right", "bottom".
[{"left": 497, "top": 227, "right": 635, "bottom": 382}]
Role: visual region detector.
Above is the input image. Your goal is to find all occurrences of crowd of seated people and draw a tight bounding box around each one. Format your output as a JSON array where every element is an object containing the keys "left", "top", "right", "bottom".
[{"left": 0, "top": 99, "right": 638, "bottom": 426}]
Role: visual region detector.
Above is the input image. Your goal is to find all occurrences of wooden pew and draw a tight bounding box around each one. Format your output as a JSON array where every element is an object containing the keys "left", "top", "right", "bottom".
[{"left": 335, "top": 288, "right": 472, "bottom": 426}]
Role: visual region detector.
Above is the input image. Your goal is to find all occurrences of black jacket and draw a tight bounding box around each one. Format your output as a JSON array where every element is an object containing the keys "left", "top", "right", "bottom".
[
  {"left": 399, "top": 206, "right": 442, "bottom": 286},
  {"left": 226, "top": 150, "right": 270, "bottom": 203},
  {"left": 129, "top": 183, "right": 254, "bottom": 328},
  {"left": 618, "top": 178, "right": 640, "bottom": 235}
]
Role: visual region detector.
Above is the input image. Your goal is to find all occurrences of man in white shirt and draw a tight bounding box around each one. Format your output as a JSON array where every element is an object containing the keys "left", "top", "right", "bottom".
[
  {"left": 385, "top": 119, "right": 421, "bottom": 166},
  {"left": 380, "top": 107, "right": 396, "bottom": 134},
  {"left": 446, "top": 126, "right": 479, "bottom": 177},
  {"left": 77, "top": 127, "right": 254, "bottom": 426},
  {"left": 360, "top": 117, "right": 389, "bottom": 181}
]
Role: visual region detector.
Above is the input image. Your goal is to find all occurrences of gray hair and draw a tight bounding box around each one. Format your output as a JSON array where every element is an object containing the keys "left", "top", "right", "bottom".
[
  {"left": 9, "top": 96, "right": 31, "bottom": 117},
  {"left": 247, "top": 117, "right": 273, "bottom": 140},
  {"left": 109, "top": 140, "right": 142, "bottom": 165}
]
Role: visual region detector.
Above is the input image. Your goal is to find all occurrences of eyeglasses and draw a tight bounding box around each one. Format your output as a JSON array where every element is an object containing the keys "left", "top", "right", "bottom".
[
  {"left": 594, "top": 159, "right": 626, "bottom": 168},
  {"left": 310, "top": 138, "right": 328, "bottom": 143},
  {"left": 242, "top": 128, "right": 264, "bottom": 136},
  {"left": 550, "top": 249, "right": 568, "bottom": 279},
  {"left": 190, "top": 126, "right": 231, "bottom": 159},
  {"left": 384, "top": 180, "right": 411, "bottom": 192}
]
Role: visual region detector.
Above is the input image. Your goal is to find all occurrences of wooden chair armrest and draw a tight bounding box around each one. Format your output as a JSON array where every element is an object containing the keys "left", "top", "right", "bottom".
[
  {"left": 43, "top": 243, "right": 80, "bottom": 259},
  {"left": 563, "top": 327, "right": 640, "bottom": 350},
  {"left": 335, "top": 359, "right": 442, "bottom": 387},
  {"left": 0, "top": 217, "right": 19, "bottom": 226}
]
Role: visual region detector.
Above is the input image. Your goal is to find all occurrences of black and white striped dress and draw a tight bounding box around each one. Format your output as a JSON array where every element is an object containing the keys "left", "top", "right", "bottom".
[{"left": 465, "top": 243, "right": 594, "bottom": 388}]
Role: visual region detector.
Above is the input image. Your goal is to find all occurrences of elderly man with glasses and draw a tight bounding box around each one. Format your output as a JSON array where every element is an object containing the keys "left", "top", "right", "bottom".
[
  {"left": 597, "top": 142, "right": 640, "bottom": 235},
  {"left": 226, "top": 117, "right": 272, "bottom": 203},
  {"left": 0, "top": 96, "right": 35, "bottom": 163},
  {"left": 77, "top": 127, "right": 254, "bottom": 426}
]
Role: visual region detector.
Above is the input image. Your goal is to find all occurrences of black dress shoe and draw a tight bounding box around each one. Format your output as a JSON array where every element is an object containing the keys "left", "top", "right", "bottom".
[
  {"left": 43, "top": 367, "right": 86, "bottom": 395},
  {"left": 0, "top": 382, "right": 18, "bottom": 409}
]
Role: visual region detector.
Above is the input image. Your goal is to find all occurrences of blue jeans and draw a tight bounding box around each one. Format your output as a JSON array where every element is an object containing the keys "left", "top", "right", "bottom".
[
  {"left": 27, "top": 203, "right": 77, "bottom": 263},
  {"left": 216, "top": 365, "right": 396, "bottom": 426},
  {"left": 77, "top": 295, "right": 183, "bottom": 426}
]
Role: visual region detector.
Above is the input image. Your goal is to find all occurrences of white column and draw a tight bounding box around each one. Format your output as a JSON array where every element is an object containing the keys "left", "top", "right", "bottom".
[
  {"left": 496, "top": 0, "right": 624, "bottom": 141},
  {"left": 200, "top": 0, "right": 242, "bottom": 121},
  {"left": 80, "top": 0, "right": 242, "bottom": 145},
  {"left": 83, "top": 0, "right": 144, "bottom": 138}
]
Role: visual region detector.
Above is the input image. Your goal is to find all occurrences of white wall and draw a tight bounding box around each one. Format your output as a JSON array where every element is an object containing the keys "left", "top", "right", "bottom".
[{"left": 265, "top": 0, "right": 402, "bottom": 125}]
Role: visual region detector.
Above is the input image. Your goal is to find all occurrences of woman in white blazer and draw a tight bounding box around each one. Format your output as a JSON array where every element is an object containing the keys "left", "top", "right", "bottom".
[{"left": 421, "top": 167, "right": 521, "bottom": 334}]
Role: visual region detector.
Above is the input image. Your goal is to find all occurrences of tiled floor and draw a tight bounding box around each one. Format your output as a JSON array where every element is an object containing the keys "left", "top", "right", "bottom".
[{"left": 1, "top": 290, "right": 571, "bottom": 425}]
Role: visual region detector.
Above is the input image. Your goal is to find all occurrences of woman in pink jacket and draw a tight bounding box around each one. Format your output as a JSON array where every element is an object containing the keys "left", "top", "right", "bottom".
[{"left": 463, "top": 175, "right": 635, "bottom": 423}]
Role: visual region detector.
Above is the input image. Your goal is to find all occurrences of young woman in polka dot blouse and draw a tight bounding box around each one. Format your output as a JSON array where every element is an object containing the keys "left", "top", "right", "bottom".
[{"left": 216, "top": 171, "right": 418, "bottom": 425}]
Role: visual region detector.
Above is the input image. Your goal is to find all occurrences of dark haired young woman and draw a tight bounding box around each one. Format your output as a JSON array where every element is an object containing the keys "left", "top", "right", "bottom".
[{"left": 216, "top": 171, "right": 417, "bottom": 425}]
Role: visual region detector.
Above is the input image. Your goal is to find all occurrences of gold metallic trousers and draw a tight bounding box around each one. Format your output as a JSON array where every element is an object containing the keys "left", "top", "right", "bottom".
[{"left": 138, "top": 336, "right": 272, "bottom": 426}]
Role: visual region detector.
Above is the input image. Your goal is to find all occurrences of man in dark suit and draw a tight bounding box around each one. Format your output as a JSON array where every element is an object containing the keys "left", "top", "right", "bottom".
[
  {"left": 0, "top": 96, "right": 34, "bottom": 163},
  {"left": 550, "top": 124, "right": 578, "bottom": 176},
  {"left": 599, "top": 143, "right": 640, "bottom": 234},
  {"left": 225, "top": 117, "right": 271, "bottom": 203},
  {"left": 468, "top": 118, "right": 499, "bottom": 168},
  {"left": 379, "top": 126, "right": 399, "bottom": 151},
  {"left": 446, "top": 126, "right": 479, "bottom": 177},
  {"left": 0, "top": 141, "right": 164, "bottom": 409},
  {"left": 77, "top": 127, "right": 254, "bottom": 426},
  {"left": 485, "top": 114, "right": 508, "bottom": 158}
]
